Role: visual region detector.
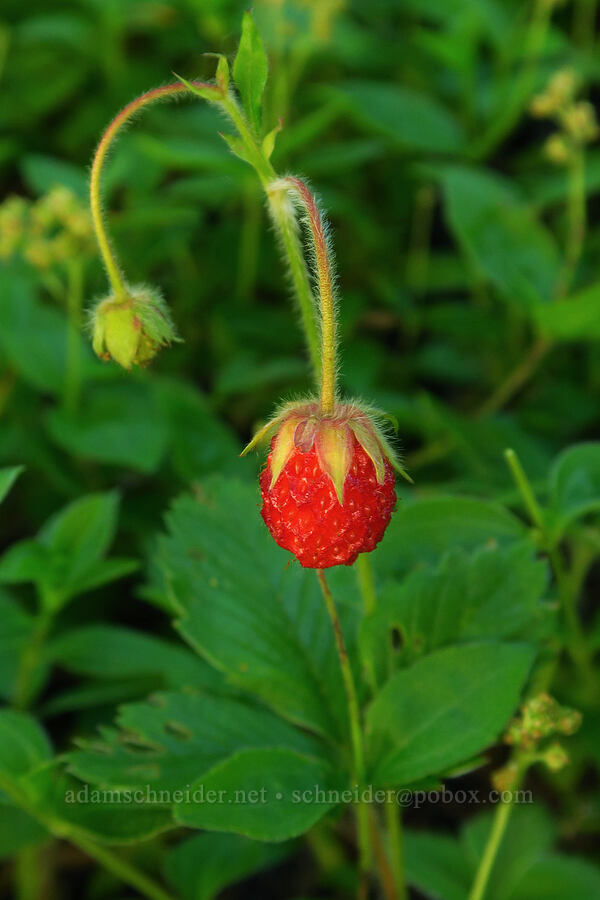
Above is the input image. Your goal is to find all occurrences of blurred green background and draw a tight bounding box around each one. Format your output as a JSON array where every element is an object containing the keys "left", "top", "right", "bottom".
[
  {"left": 1, "top": 0, "right": 600, "bottom": 893},
  {"left": 1, "top": 0, "right": 599, "bottom": 535}
]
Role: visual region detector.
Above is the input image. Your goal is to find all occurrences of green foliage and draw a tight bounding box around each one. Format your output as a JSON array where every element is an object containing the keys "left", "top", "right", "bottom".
[
  {"left": 367, "top": 643, "right": 534, "bottom": 785},
  {"left": 0, "top": 2, "right": 599, "bottom": 898},
  {"left": 233, "top": 12, "right": 269, "bottom": 135}
]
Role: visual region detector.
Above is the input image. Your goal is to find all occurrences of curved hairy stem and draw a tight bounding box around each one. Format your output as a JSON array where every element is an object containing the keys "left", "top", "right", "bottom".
[{"left": 90, "top": 80, "right": 221, "bottom": 297}]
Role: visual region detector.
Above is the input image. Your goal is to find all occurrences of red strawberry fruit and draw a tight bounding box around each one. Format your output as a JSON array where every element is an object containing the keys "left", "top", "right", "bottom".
[{"left": 245, "top": 401, "right": 405, "bottom": 568}]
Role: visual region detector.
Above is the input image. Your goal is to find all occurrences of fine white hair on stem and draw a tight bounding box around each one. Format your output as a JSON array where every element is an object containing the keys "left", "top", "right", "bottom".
[{"left": 268, "top": 175, "right": 342, "bottom": 401}]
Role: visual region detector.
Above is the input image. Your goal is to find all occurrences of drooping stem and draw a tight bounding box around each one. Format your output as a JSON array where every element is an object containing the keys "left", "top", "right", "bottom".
[
  {"left": 279, "top": 177, "right": 337, "bottom": 415},
  {"left": 316, "top": 570, "right": 371, "bottom": 891},
  {"left": 90, "top": 80, "right": 220, "bottom": 298}
]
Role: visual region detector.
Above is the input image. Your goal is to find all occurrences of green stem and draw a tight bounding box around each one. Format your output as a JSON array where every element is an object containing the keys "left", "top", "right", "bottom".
[
  {"left": 14, "top": 605, "right": 54, "bottom": 710},
  {"left": 218, "top": 92, "right": 322, "bottom": 378},
  {"left": 15, "top": 846, "right": 46, "bottom": 900},
  {"left": 356, "top": 554, "right": 377, "bottom": 616},
  {"left": 385, "top": 800, "right": 407, "bottom": 900},
  {"left": 63, "top": 259, "right": 84, "bottom": 415},
  {"left": 503, "top": 448, "right": 545, "bottom": 530},
  {"left": 0, "top": 774, "right": 176, "bottom": 900},
  {"left": 74, "top": 834, "right": 175, "bottom": 900},
  {"left": 504, "top": 448, "right": 596, "bottom": 686},
  {"left": 90, "top": 80, "right": 221, "bottom": 299},
  {"left": 467, "top": 785, "right": 519, "bottom": 900},
  {"left": 316, "top": 570, "right": 371, "bottom": 891},
  {"left": 278, "top": 176, "right": 336, "bottom": 413},
  {"left": 557, "top": 147, "right": 586, "bottom": 298}
]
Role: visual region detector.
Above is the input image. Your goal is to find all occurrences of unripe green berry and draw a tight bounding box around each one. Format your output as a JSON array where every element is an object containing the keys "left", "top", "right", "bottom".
[{"left": 91, "top": 285, "right": 181, "bottom": 369}]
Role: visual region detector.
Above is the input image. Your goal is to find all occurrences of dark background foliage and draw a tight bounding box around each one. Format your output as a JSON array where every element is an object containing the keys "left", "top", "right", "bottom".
[{"left": 0, "top": 0, "right": 599, "bottom": 898}]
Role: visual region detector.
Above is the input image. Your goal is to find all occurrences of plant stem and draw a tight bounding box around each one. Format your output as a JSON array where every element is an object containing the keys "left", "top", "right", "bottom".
[
  {"left": 316, "top": 569, "right": 371, "bottom": 891},
  {"left": 467, "top": 788, "right": 518, "bottom": 900},
  {"left": 14, "top": 606, "right": 54, "bottom": 710},
  {"left": 0, "top": 773, "right": 176, "bottom": 900},
  {"left": 504, "top": 448, "right": 596, "bottom": 686},
  {"left": 557, "top": 147, "right": 586, "bottom": 298},
  {"left": 217, "top": 92, "right": 322, "bottom": 378},
  {"left": 475, "top": 336, "right": 552, "bottom": 419},
  {"left": 356, "top": 554, "right": 377, "bottom": 616},
  {"left": 279, "top": 176, "right": 337, "bottom": 414},
  {"left": 503, "top": 448, "right": 545, "bottom": 531},
  {"left": 74, "top": 834, "right": 176, "bottom": 900},
  {"left": 90, "top": 80, "right": 220, "bottom": 298},
  {"left": 63, "top": 259, "right": 84, "bottom": 415},
  {"left": 384, "top": 800, "right": 407, "bottom": 900},
  {"left": 15, "top": 846, "right": 46, "bottom": 900}
]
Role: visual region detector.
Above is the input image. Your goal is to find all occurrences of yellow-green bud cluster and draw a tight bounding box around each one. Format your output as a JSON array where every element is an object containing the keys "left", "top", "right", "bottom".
[
  {"left": 530, "top": 68, "right": 599, "bottom": 166},
  {"left": 502, "top": 693, "right": 581, "bottom": 774},
  {"left": 91, "top": 285, "right": 181, "bottom": 369},
  {"left": 0, "top": 186, "right": 94, "bottom": 268}
]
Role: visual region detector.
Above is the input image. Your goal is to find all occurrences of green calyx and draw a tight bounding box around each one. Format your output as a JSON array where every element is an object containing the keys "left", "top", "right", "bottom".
[
  {"left": 241, "top": 398, "right": 412, "bottom": 503},
  {"left": 91, "top": 285, "right": 181, "bottom": 369}
]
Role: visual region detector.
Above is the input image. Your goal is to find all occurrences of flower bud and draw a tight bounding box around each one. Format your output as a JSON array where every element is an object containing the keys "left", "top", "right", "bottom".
[{"left": 91, "top": 285, "right": 181, "bottom": 369}]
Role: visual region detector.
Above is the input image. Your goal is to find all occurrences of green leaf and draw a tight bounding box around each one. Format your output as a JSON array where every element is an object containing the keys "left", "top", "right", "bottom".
[
  {"left": 367, "top": 642, "right": 534, "bottom": 785},
  {"left": 0, "top": 591, "right": 33, "bottom": 701},
  {"left": 0, "top": 804, "right": 47, "bottom": 859},
  {"left": 47, "top": 624, "right": 220, "bottom": 690},
  {"left": 0, "top": 710, "right": 52, "bottom": 778},
  {"left": 509, "top": 854, "right": 600, "bottom": 900},
  {"left": 164, "top": 831, "right": 290, "bottom": 900},
  {"left": 373, "top": 495, "right": 527, "bottom": 578},
  {"left": 46, "top": 381, "right": 169, "bottom": 474},
  {"left": 462, "top": 805, "right": 556, "bottom": 900},
  {"left": 440, "top": 166, "right": 560, "bottom": 308},
  {"left": 219, "top": 132, "right": 252, "bottom": 165},
  {"left": 0, "top": 264, "right": 102, "bottom": 394},
  {"left": 335, "top": 81, "right": 464, "bottom": 152},
  {"left": 20, "top": 153, "right": 88, "bottom": 199},
  {"left": 67, "top": 690, "right": 326, "bottom": 794},
  {"left": 156, "top": 477, "right": 358, "bottom": 741},
  {"left": 0, "top": 492, "right": 131, "bottom": 607},
  {"left": 375, "top": 543, "right": 548, "bottom": 663},
  {"left": 233, "top": 12, "right": 268, "bottom": 135},
  {"left": 547, "top": 443, "right": 600, "bottom": 539},
  {"left": 174, "top": 748, "right": 341, "bottom": 841},
  {"left": 404, "top": 829, "right": 470, "bottom": 900},
  {"left": 0, "top": 465, "right": 23, "bottom": 504},
  {"left": 535, "top": 281, "right": 600, "bottom": 341}
]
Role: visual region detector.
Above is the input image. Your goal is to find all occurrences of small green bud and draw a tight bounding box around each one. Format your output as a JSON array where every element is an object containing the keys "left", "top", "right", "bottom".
[{"left": 91, "top": 285, "right": 181, "bottom": 369}]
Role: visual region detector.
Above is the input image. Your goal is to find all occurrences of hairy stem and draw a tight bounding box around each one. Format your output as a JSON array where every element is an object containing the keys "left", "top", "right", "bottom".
[
  {"left": 316, "top": 570, "right": 371, "bottom": 890},
  {"left": 278, "top": 176, "right": 337, "bottom": 414},
  {"left": 90, "top": 80, "right": 220, "bottom": 298}
]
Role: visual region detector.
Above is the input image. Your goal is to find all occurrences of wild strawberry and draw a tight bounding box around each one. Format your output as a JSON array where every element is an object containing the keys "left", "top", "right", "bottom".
[{"left": 244, "top": 401, "right": 407, "bottom": 568}]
